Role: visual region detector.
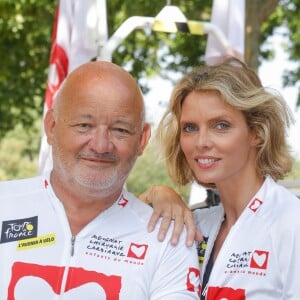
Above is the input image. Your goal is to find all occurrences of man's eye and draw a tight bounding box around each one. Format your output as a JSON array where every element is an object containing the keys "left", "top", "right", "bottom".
[
  {"left": 116, "top": 128, "right": 129, "bottom": 133},
  {"left": 112, "top": 127, "right": 131, "bottom": 136},
  {"left": 74, "top": 124, "right": 91, "bottom": 132}
]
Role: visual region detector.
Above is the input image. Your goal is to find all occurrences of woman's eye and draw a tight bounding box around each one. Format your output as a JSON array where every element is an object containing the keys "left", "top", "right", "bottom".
[
  {"left": 182, "top": 123, "right": 197, "bottom": 132},
  {"left": 216, "top": 122, "right": 230, "bottom": 130}
]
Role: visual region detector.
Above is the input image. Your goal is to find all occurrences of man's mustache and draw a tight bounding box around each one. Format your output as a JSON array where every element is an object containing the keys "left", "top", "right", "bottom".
[{"left": 77, "top": 152, "right": 118, "bottom": 162}]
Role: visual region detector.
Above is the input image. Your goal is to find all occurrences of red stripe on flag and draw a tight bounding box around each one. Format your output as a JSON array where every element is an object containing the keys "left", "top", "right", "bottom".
[
  {"left": 39, "top": 0, "right": 102, "bottom": 174},
  {"left": 45, "top": 7, "right": 69, "bottom": 110}
]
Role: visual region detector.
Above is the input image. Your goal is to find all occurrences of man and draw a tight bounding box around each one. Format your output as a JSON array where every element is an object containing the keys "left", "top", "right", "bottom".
[{"left": 0, "top": 61, "right": 200, "bottom": 299}]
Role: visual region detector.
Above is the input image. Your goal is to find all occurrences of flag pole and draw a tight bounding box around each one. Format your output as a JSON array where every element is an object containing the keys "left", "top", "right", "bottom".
[
  {"left": 97, "top": 16, "right": 155, "bottom": 61},
  {"left": 96, "top": 0, "right": 108, "bottom": 60},
  {"left": 96, "top": 4, "right": 231, "bottom": 62}
]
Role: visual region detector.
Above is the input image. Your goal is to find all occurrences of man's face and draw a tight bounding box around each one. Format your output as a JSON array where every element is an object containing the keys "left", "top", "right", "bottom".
[{"left": 46, "top": 72, "right": 150, "bottom": 195}]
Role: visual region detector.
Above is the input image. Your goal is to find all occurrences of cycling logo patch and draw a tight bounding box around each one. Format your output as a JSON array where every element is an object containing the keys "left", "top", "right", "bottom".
[{"left": 1, "top": 216, "right": 38, "bottom": 243}]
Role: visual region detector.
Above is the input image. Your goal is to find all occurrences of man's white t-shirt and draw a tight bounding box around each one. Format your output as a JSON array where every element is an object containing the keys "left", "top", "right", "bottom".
[
  {"left": 194, "top": 176, "right": 300, "bottom": 299},
  {"left": 0, "top": 175, "right": 200, "bottom": 299}
]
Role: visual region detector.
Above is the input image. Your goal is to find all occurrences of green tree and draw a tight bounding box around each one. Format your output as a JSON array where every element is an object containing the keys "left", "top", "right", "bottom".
[
  {"left": 127, "top": 140, "right": 191, "bottom": 200},
  {"left": 0, "top": 123, "right": 39, "bottom": 180},
  {"left": 1, "top": 0, "right": 300, "bottom": 137},
  {"left": 0, "top": 0, "right": 54, "bottom": 138},
  {"left": 1, "top": 0, "right": 300, "bottom": 185},
  {"left": 251, "top": 0, "right": 300, "bottom": 105}
]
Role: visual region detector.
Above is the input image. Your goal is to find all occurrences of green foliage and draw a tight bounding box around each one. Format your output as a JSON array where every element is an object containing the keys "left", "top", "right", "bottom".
[
  {"left": 1, "top": 0, "right": 300, "bottom": 136},
  {"left": 261, "top": 0, "right": 300, "bottom": 105},
  {"left": 126, "top": 139, "right": 191, "bottom": 201},
  {"left": 289, "top": 159, "right": 300, "bottom": 179},
  {"left": 281, "top": 0, "right": 300, "bottom": 106},
  {"left": 0, "top": 0, "right": 54, "bottom": 137},
  {"left": 110, "top": 0, "right": 212, "bottom": 92},
  {"left": 0, "top": 122, "right": 40, "bottom": 180}
]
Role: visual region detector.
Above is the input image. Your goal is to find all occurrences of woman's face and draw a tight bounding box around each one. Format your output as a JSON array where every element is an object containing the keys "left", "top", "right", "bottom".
[{"left": 179, "top": 90, "right": 259, "bottom": 187}]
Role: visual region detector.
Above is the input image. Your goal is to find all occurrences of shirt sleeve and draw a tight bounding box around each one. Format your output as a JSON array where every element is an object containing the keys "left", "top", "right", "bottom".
[
  {"left": 273, "top": 199, "right": 300, "bottom": 299},
  {"left": 149, "top": 227, "right": 201, "bottom": 299}
]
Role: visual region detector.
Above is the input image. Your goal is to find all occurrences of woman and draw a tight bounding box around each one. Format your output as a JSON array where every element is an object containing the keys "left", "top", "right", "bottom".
[{"left": 145, "top": 57, "right": 300, "bottom": 299}]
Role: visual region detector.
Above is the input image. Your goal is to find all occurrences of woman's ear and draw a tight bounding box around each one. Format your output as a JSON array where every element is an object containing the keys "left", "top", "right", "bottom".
[{"left": 250, "top": 131, "right": 262, "bottom": 147}]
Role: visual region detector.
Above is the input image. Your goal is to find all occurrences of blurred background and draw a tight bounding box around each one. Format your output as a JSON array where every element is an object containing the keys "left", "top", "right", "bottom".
[{"left": 0, "top": 0, "right": 299, "bottom": 201}]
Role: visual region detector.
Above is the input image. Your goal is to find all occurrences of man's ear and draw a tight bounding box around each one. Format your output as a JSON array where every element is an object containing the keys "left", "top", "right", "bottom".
[
  {"left": 137, "top": 123, "right": 151, "bottom": 156},
  {"left": 44, "top": 109, "right": 56, "bottom": 146}
]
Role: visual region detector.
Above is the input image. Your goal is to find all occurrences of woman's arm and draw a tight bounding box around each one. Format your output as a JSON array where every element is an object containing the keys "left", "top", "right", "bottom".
[{"left": 139, "top": 185, "right": 203, "bottom": 247}]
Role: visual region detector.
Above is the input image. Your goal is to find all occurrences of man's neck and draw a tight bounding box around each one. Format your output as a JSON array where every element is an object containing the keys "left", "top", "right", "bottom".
[{"left": 50, "top": 172, "right": 123, "bottom": 235}]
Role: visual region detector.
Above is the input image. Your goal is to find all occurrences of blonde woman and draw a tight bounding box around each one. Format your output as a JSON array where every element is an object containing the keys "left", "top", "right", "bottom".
[{"left": 144, "top": 57, "right": 300, "bottom": 299}]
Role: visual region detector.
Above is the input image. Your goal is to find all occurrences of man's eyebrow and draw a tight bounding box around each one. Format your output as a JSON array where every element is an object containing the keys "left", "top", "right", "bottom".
[
  {"left": 67, "top": 115, "right": 137, "bottom": 129},
  {"left": 68, "top": 114, "right": 94, "bottom": 120},
  {"left": 114, "top": 120, "right": 137, "bottom": 130},
  {"left": 77, "top": 113, "right": 94, "bottom": 118}
]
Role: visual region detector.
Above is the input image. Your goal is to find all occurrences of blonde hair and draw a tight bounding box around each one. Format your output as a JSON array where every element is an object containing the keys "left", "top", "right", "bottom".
[{"left": 157, "top": 57, "right": 295, "bottom": 188}]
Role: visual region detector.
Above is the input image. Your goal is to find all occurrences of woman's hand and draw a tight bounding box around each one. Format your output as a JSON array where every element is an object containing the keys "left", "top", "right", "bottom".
[{"left": 139, "top": 185, "right": 203, "bottom": 247}]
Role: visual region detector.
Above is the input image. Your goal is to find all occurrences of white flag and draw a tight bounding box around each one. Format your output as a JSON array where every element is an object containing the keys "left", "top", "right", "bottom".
[
  {"left": 204, "top": 0, "right": 245, "bottom": 65},
  {"left": 38, "top": 0, "right": 107, "bottom": 174}
]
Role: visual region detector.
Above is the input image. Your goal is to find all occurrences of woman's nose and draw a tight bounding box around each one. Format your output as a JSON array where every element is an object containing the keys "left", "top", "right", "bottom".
[{"left": 195, "top": 128, "right": 212, "bottom": 149}]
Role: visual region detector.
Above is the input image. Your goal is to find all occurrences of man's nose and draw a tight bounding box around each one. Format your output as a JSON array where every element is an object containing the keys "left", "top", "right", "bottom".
[{"left": 87, "top": 127, "right": 114, "bottom": 153}]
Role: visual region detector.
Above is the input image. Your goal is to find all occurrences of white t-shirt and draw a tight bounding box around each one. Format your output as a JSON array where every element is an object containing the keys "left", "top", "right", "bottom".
[
  {"left": 194, "top": 176, "right": 300, "bottom": 299},
  {"left": 0, "top": 175, "right": 200, "bottom": 299}
]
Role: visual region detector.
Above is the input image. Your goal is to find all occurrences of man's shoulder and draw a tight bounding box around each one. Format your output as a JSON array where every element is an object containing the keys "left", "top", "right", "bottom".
[
  {"left": 0, "top": 176, "right": 44, "bottom": 198},
  {"left": 123, "top": 190, "right": 153, "bottom": 216}
]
